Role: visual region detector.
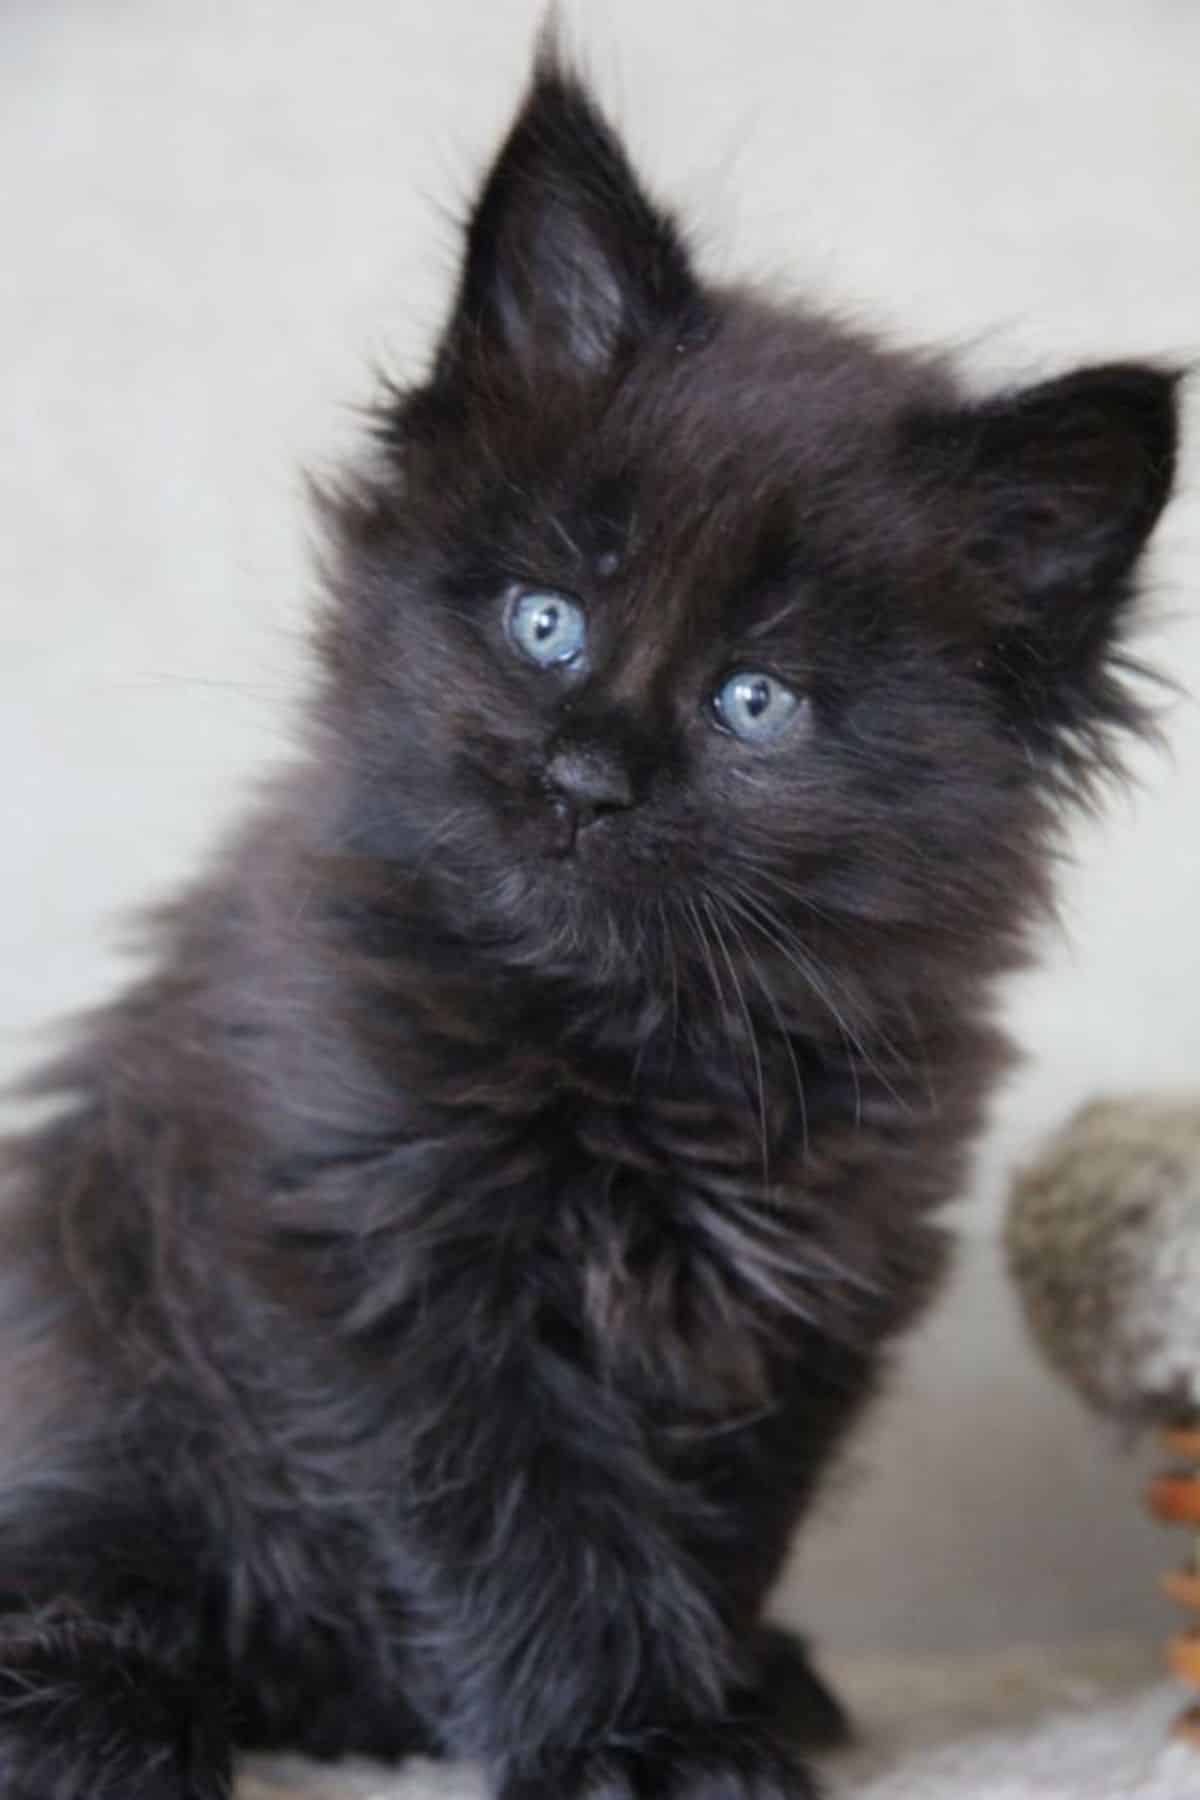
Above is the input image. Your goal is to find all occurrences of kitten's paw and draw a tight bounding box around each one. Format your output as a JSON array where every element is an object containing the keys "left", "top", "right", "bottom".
[
  {"left": 500, "top": 1723, "right": 819, "bottom": 1800},
  {"left": 753, "top": 1624, "right": 853, "bottom": 1750}
]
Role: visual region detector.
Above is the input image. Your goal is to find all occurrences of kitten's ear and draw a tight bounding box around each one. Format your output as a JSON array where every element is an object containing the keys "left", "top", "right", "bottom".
[
  {"left": 433, "top": 50, "right": 704, "bottom": 383},
  {"left": 938, "top": 363, "right": 1179, "bottom": 600},
  {"left": 909, "top": 362, "right": 1179, "bottom": 768}
]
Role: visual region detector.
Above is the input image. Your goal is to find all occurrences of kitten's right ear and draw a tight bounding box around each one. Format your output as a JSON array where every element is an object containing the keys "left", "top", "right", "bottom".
[
  {"left": 428, "top": 47, "right": 704, "bottom": 388},
  {"left": 901, "top": 361, "right": 1179, "bottom": 770},
  {"left": 903, "top": 361, "right": 1178, "bottom": 619}
]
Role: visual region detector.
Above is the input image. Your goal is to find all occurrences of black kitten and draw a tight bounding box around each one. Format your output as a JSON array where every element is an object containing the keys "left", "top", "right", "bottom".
[{"left": 0, "top": 44, "right": 1177, "bottom": 1800}]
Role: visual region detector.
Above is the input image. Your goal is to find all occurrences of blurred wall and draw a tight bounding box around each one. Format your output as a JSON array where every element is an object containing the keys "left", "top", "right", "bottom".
[{"left": 3, "top": 0, "right": 1199, "bottom": 1653}]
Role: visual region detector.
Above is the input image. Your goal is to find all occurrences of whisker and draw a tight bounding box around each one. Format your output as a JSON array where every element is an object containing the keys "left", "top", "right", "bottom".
[
  {"left": 658, "top": 897, "right": 683, "bottom": 1076},
  {"left": 717, "top": 885, "right": 864, "bottom": 1124},
  {"left": 682, "top": 898, "right": 745, "bottom": 1114},
  {"left": 715, "top": 900, "right": 809, "bottom": 1163},
  {"left": 703, "top": 894, "right": 769, "bottom": 1189},
  {"left": 330, "top": 803, "right": 474, "bottom": 870},
  {"left": 720, "top": 879, "right": 913, "bottom": 1118}
]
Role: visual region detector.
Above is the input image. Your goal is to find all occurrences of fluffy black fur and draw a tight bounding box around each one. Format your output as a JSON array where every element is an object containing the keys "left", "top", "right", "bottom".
[{"left": 0, "top": 45, "right": 1179, "bottom": 1800}]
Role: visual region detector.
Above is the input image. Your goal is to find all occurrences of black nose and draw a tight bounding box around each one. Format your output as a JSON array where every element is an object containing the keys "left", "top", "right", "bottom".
[{"left": 544, "top": 745, "right": 634, "bottom": 848}]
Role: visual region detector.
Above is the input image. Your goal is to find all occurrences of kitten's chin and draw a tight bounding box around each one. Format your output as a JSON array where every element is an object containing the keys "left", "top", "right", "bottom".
[
  {"left": 453, "top": 832, "right": 668, "bottom": 986},
  {"left": 538, "top": 822, "right": 664, "bottom": 902}
]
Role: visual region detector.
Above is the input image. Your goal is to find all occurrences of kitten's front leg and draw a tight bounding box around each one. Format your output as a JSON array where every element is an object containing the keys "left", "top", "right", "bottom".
[
  {"left": 500, "top": 1723, "right": 817, "bottom": 1800},
  {"left": 755, "top": 1623, "right": 852, "bottom": 1751},
  {"left": 408, "top": 1345, "right": 818, "bottom": 1800},
  {"left": 491, "top": 1628, "right": 834, "bottom": 1799}
]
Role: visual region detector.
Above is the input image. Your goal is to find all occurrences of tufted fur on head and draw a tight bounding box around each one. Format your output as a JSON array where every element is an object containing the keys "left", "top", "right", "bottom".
[{"left": 0, "top": 42, "right": 1180, "bottom": 1800}]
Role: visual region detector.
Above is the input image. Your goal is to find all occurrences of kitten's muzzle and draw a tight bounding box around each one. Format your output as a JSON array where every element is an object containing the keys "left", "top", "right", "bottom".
[{"left": 543, "top": 744, "right": 635, "bottom": 856}]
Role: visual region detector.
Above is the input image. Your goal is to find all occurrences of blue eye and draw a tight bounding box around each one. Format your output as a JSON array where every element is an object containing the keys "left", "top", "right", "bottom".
[
  {"left": 506, "top": 589, "right": 587, "bottom": 668},
  {"left": 712, "top": 671, "right": 801, "bottom": 743}
]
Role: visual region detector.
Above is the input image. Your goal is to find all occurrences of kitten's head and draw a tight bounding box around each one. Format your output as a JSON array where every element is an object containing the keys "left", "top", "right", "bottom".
[{"left": 315, "top": 51, "right": 1177, "bottom": 1022}]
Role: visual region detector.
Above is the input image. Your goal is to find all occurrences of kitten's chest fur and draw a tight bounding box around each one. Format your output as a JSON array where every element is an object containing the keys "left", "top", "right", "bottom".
[{"left": 287, "top": 971, "right": 945, "bottom": 1423}]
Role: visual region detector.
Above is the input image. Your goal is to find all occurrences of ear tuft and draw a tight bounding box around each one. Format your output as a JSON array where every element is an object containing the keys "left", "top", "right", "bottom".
[{"left": 431, "top": 46, "right": 703, "bottom": 385}]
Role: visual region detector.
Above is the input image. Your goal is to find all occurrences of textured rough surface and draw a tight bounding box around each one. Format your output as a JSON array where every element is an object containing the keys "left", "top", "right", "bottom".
[
  {"left": 237, "top": 1643, "right": 1187, "bottom": 1800},
  {"left": 1008, "top": 1096, "right": 1200, "bottom": 1426}
]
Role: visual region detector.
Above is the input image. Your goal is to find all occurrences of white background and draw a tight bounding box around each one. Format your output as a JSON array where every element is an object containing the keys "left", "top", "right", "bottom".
[{"left": 3, "top": 0, "right": 1199, "bottom": 1654}]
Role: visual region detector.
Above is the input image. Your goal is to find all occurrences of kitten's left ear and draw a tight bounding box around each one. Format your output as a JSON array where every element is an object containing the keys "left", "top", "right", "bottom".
[
  {"left": 432, "top": 48, "right": 704, "bottom": 384},
  {"left": 937, "top": 362, "right": 1179, "bottom": 601},
  {"left": 909, "top": 361, "right": 1179, "bottom": 762}
]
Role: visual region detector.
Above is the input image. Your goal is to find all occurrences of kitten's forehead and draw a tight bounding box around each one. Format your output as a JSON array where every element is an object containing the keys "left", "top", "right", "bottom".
[{"left": 532, "top": 310, "right": 916, "bottom": 640}]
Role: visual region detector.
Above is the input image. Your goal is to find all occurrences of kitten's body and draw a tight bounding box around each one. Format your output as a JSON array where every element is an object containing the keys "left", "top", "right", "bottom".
[{"left": 0, "top": 51, "right": 1178, "bottom": 1800}]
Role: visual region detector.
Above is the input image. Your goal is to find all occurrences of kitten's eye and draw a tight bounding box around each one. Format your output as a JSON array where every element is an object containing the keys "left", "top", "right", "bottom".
[
  {"left": 506, "top": 588, "right": 587, "bottom": 668},
  {"left": 712, "top": 671, "right": 801, "bottom": 743}
]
